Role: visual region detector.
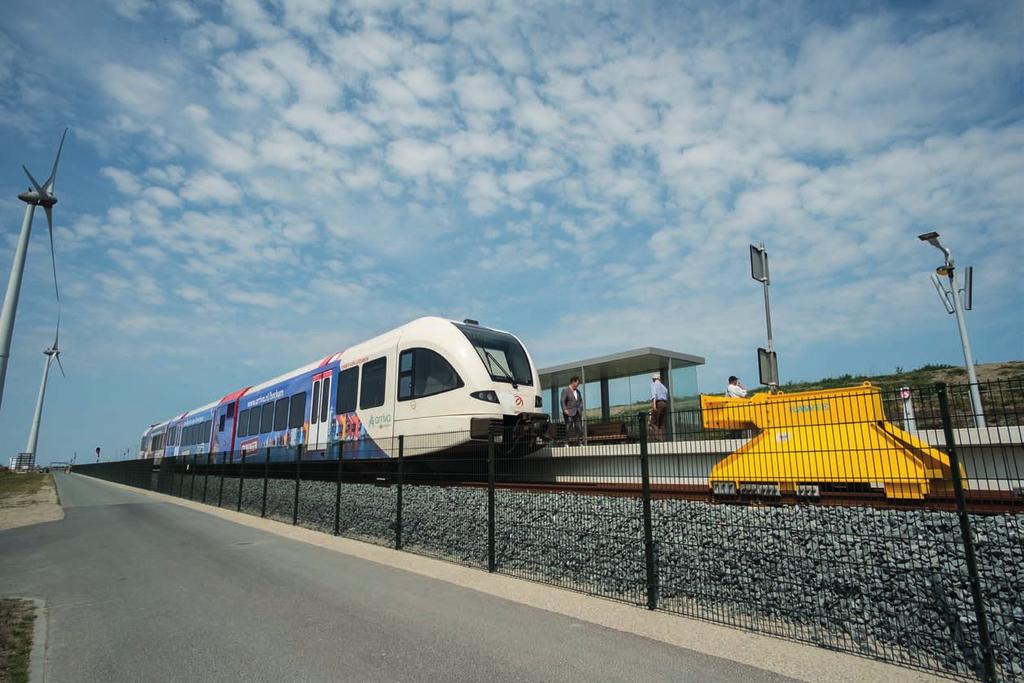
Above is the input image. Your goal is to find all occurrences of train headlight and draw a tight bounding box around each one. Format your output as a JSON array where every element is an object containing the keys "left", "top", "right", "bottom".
[
  {"left": 471, "top": 390, "right": 499, "bottom": 403},
  {"left": 535, "top": 395, "right": 543, "bottom": 408}
]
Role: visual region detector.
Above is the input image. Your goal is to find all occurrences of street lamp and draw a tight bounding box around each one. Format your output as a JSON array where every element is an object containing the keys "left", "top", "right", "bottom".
[{"left": 917, "top": 232, "right": 985, "bottom": 428}]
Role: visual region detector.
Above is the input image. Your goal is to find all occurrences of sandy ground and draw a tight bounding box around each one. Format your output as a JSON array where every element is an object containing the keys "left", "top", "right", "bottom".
[{"left": 0, "top": 477, "right": 64, "bottom": 530}]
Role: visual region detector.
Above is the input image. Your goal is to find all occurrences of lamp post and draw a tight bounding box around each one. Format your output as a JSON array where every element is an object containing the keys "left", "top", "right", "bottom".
[
  {"left": 917, "top": 232, "right": 985, "bottom": 428},
  {"left": 750, "top": 243, "right": 779, "bottom": 391}
]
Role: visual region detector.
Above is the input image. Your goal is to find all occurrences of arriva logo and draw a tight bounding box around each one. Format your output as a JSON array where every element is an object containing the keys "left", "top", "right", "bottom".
[
  {"left": 514, "top": 395, "right": 524, "bottom": 407},
  {"left": 790, "top": 402, "right": 830, "bottom": 413}
]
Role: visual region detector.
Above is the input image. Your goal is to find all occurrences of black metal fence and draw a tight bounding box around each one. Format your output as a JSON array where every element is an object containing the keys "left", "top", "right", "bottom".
[{"left": 73, "top": 380, "right": 1023, "bottom": 681}]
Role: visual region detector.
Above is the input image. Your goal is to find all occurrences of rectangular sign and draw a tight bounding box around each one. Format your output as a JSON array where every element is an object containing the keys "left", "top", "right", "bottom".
[
  {"left": 750, "top": 244, "right": 769, "bottom": 284},
  {"left": 757, "top": 347, "right": 778, "bottom": 386}
]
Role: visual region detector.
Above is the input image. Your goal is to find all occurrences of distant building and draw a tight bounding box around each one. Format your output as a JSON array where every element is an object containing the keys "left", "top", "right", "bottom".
[{"left": 9, "top": 452, "right": 35, "bottom": 471}]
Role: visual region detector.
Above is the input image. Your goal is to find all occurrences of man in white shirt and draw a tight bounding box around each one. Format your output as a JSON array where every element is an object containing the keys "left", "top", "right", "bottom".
[
  {"left": 726, "top": 376, "right": 748, "bottom": 398},
  {"left": 650, "top": 374, "right": 669, "bottom": 441}
]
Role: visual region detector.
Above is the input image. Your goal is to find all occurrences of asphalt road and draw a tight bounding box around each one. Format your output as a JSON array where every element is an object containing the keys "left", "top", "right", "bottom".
[{"left": 0, "top": 473, "right": 793, "bottom": 682}]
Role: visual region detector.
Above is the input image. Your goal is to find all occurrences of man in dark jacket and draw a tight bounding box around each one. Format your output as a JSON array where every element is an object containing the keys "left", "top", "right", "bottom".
[{"left": 560, "top": 376, "right": 583, "bottom": 445}]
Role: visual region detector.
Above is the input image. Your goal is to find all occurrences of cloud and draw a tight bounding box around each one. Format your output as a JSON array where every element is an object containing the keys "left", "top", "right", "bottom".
[
  {"left": 386, "top": 138, "right": 453, "bottom": 179},
  {"left": 180, "top": 171, "right": 243, "bottom": 204},
  {"left": 454, "top": 72, "right": 514, "bottom": 111},
  {"left": 101, "top": 167, "right": 142, "bottom": 194}
]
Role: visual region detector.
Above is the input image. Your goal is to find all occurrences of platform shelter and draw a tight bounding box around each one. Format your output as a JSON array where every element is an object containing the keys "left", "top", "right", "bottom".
[{"left": 539, "top": 348, "right": 705, "bottom": 427}]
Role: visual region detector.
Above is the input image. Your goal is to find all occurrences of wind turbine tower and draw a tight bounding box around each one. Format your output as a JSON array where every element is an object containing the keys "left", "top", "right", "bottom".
[
  {"left": 24, "top": 316, "right": 65, "bottom": 461},
  {"left": 0, "top": 128, "right": 66, "bottom": 413}
]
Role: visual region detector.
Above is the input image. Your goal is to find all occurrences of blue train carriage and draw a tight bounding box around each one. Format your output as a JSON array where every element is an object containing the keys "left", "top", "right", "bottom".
[
  {"left": 233, "top": 358, "right": 337, "bottom": 462},
  {"left": 139, "top": 420, "right": 168, "bottom": 460}
]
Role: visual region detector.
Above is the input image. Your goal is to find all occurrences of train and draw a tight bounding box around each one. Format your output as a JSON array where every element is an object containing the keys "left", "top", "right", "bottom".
[{"left": 138, "top": 317, "right": 550, "bottom": 462}]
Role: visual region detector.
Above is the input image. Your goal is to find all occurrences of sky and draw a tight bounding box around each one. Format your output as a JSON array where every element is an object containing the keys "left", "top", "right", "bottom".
[{"left": 0, "top": 0, "right": 1021, "bottom": 464}]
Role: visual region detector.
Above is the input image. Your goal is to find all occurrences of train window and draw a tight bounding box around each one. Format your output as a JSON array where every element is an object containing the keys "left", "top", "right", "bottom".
[
  {"left": 311, "top": 381, "right": 321, "bottom": 424},
  {"left": 227, "top": 403, "right": 235, "bottom": 418},
  {"left": 260, "top": 402, "right": 274, "bottom": 434},
  {"left": 237, "top": 409, "right": 249, "bottom": 437},
  {"left": 249, "top": 408, "right": 261, "bottom": 436},
  {"left": 219, "top": 414, "right": 226, "bottom": 432},
  {"left": 288, "top": 392, "right": 306, "bottom": 429},
  {"left": 273, "top": 397, "right": 289, "bottom": 431},
  {"left": 360, "top": 358, "right": 386, "bottom": 409},
  {"left": 336, "top": 367, "right": 358, "bottom": 414},
  {"left": 398, "top": 348, "right": 464, "bottom": 401},
  {"left": 320, "top": 376, "right": 331, "bottom": 422}
]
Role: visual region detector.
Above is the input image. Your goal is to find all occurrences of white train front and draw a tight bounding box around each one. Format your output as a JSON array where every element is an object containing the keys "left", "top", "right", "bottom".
[{"left": 138, "top": 318, "right": 549, "bottom": 461}]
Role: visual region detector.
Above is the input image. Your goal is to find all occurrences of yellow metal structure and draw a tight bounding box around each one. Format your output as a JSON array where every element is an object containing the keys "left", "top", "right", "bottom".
[{"left": 701, "top": 383, "right": 958, "bottom": 500}]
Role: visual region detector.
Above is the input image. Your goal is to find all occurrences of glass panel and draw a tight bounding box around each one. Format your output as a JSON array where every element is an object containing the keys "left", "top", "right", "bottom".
[
  {"left": 288, "top": 392, "right": 306, "bottom": 429},
  {"left": 311, "top": 380, "right": 321, "bottom": 424},
  {"left": 360, "top": 357, "right": 386, "bottom": 409},
  {"left": 336, "top": 367, "right": 358, "bottom": 414},
  {"left": 237, "top": 409, "right": 249, "bottom": 437},
  {"left": 320, "top": 376, "right": 331, "bottom": 423},
  {"left": 583, "top": 380, "right": 602, "bottom": 420},
  {"left": 273, "top": 397, "right": 290, "bottom": 431},
  {"left": 260, "top": 402, "right": 274, "bottom": 434},
  {"left": 453, "top": 323, "right": 533, "bottom": 386},
  {"left": 414, "top": 348, "right": 462, "bottom": 397}
]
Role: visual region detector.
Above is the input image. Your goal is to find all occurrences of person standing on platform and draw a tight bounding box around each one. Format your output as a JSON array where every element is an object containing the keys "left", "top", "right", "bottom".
[
  {"left": 560, "top": 376, "right": 584, "bottom": 445},
  {"left": 650, "top": 374, "right": 669, "bottom": 441},
  {"left": 726, "top": 376, "right": 748, "bottom": 398}
]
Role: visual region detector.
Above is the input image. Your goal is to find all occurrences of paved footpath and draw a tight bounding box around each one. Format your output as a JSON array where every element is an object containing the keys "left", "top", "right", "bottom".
[{"left": 0, "top": 474, "right": 941, "bottom": 682}]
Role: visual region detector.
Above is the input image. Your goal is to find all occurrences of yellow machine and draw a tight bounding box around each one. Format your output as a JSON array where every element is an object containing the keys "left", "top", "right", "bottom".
[{"left": 700, "top": 383, "right": 958, "bottom": 500}]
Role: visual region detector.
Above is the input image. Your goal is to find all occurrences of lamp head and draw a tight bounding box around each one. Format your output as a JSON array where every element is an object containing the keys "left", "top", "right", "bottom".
[{"left": 917, "top": 231, "right": 952, "bottom": 265}]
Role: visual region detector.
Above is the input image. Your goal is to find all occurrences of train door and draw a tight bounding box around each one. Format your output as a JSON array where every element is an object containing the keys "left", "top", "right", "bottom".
[
  {"left": 355, "top": 353, "right": 396, "bottom": 458},
  {"left": 308, "top": 369, "right": 333, "bottom": 454},
  {"left": 214, "top": 402, "right": 236, "bottom": 460}
]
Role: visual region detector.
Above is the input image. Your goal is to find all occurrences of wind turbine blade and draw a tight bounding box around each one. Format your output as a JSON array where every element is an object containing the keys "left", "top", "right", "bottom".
[
  {"left": 45, "top": 206, "right": 59, "bottom": 302},
  {"left": 55, "top": 352, "right": 66, "bottom": 379},
  {"left": 23, "top": 165, "right": 45, "bottom": 195},
  {"left": 54, "top": 307, "right": 61, "bottom": 347},
  {"left": 44, "top": 127, "right": 68, "bottom": 193}
]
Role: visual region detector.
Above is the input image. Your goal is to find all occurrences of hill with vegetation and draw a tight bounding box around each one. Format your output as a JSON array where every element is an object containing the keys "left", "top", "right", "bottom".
[{"left": 767, "top": 360, "right": 1024, "bottom": 394}]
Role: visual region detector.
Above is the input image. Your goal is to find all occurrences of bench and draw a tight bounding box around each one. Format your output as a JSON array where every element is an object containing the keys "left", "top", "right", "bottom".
[
  {"left": 585, "top": 420, "right": 632, "bottom": 444},
  {"left": 548, "top": 420, "right": 633, "bottom": 445}
]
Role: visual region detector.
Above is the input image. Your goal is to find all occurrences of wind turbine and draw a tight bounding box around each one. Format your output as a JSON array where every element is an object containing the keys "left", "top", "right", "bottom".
[
  {"left": 0, "top": 128, "right": 67, "bottom": 413},
  {"left": 24, "top": 312, "right": 65, "bottom": 460}
]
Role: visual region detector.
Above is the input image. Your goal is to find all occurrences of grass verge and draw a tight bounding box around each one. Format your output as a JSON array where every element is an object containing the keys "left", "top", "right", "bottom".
[
  {"left": 0, "top": 473, "right": 48, "bottom": 500},
  {"left": 0, "top": 598, "right": 36, "bottom": 683}
]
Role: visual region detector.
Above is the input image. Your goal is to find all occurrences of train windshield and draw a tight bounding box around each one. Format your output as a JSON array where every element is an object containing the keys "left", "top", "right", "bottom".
[{"left": 454, "top": 323, "right": 534, "bottom": 387}]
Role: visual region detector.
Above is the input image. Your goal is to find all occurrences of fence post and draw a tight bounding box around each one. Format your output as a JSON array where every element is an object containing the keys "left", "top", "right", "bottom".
[
  {"left": 261, "top": 448, "right": 269, "bottom": 518},
  {"left": 487, "top": 430, "right": 496, "bottom": 573},
  {"left": 293, "top": 446, "right": 302, "bottom": 526},
  {"left": 335, "top": 442, "right": 343, "bottom": 536},
  {"left": 203, "top": 453, "right": 210, "bottom": 503},
  {"left": 396, "top": 435, "right": 404, "bottom": 550},
  {"left": 189, "top": 453, "right": 197, "bottom": 500},
  {"left": 937, "top": 383, "right": 995, "bottom": 682},
  {"left": 237, "top": 450, "right": 245, "bottom": 512},
  {"left": 178, "top": 456, "right": 185, "bottom": 498},
  {"left": 217, "top": 453, "right": 225, "bottom": 507},
  {"left": 638, "top": 413, "right": 658, "bottom": 610}
]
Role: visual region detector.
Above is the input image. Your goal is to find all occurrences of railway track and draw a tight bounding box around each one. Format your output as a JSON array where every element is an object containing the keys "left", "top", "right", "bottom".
[{"left": 433, "top": 479, "right": 1024, "bottom": 515}]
